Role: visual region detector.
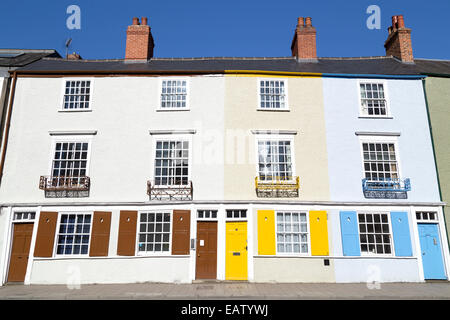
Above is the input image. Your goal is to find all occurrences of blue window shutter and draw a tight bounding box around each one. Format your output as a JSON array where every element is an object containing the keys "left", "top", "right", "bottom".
[
  {"left": 390, "top": 211, "right": 413, "bottom": 256},
  {"left": 339, "top": 211, "right": 360, "bottom": 256}
]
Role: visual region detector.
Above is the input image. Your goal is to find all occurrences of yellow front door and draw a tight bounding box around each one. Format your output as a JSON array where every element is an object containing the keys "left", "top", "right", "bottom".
[{"left": 225, "top": 221, "right": 247, "bottom": 280}]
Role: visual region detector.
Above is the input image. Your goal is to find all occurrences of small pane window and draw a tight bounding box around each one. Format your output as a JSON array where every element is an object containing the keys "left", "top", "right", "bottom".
[
  {"left": 276, "top": 212, "right": 308, "bottom": 254},
  {"left": 63, "top": 80, "right": 91, "bottom": 110},
  {"left": 13, "top": 212, "right": 35, "bottom": 221},
  {"left": 416, "top": 211, "right": 438, "bottom": 222},
  {"left": 362, "top": 142, "right": 399, "bottom": 184},
  {"left": 154, "top": 140, "right": 189, "bottom": 186},
  {"left": 258, "top": 140, "right": 293, "bottom": 181},
  {"left": 56, "top": 213, "right": 91, "bottom": 255},
  {"left": 197, "top": 210, "right": 218, "bottom": 220},
  {"left": 226, "top": 210, "right": 246, "bottom": 219},
  {"left": 51, "top": 142, "right": 89, "bottom": 188},
  {"left": 358, "top": 213, "right": 391, "bottom": 255},
  {"left": 360, "top": 83, "right": 387, "bottom": 116},
  {"left": 259, "top": 80, "right": 286, "bottom": 109},
  {"left": 138, "top": 212, "right": 171, "bottom": 253},
  {"left": 161, "top": 80, "right": 187, "bottom": 108}
]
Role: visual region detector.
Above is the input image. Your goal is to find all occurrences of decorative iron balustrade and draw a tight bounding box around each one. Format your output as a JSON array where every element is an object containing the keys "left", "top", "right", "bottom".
[
  {"left": 39, "top": 176, "right": 90, "bottom": 198},
  {"left": 147, "top": 180, "right": 193, "bottom": 201},
  {"left": 362, "top": 178, "right": 411, "bottom": 192},
  {"left": 255, "top": 176, "right": 300, "bottom": 198}
]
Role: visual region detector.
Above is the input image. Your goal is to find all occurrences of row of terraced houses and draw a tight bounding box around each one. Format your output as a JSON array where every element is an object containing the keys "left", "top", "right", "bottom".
[{"left": 0, "top": 15, "right": 449, "bottom": 285}]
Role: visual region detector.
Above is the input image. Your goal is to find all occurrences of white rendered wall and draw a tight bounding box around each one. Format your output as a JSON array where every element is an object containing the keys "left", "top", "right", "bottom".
[{"left": 0, "top": 75, "right": 225, "bottom": 204}]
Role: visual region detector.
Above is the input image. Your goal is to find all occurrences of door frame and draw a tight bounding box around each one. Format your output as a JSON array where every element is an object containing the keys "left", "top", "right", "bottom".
[
  {"left": 417, "top": 222, "right": 447, "bottom": 280},
  {"left": 413, "top": 207, "right": 449, "bottom": 281},
  {"left": 4, "top": 209, "right": 37, "bottom": 284},
  {"left": 195, "top": 220, "right": 218, "bottom": 280},
  {"left": 225, "top": 220, "right": 248, "bottom": 281}
]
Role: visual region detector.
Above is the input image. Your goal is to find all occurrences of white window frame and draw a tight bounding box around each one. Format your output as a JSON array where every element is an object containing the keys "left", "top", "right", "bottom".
[
  {"left": 357, "top": 80, "right": 391, "bottom": 118},
  {"left": 358, "top": 135, "right": 403, "bottom": 184},
  {"left": 356, "top": 211, "right": 395, "bottom": 257},
  {"left": 225, "top": 209, "right": 248, "bottom": 221},
  {"left": 150, "top": 133, "right": 193, "bottom": 187},
  {"left": 254, "top": 134, "right": 296, "bottom": 182},
  {"left": 415, "top": 210, "right": 439, "bottom": 223},
  {"left": 136, "top": 210, "right": 173, "bottom": 256},
  {"left": 157, "top": 77, "right": 190, "bottom": 111},
  {"left": 257, "top": 78, "right": 289, "bottom": 111},
  {"left": 47, "top": 135, "right": 93, "bottom": 180},
  {"left": 12, "top": 211, "right": 36, "bottom": 223},
  {"left": 59, "top": 78, "right": 95, "bottom": 112},
  {"left": 197, "top": 209, "right": 219, "bottom": 221},
  {"left": 275, "top": 211, "right": 310, "bottom": 256},
  {"left": 53, "top": 211, "right": 93, "bottom": 257}
]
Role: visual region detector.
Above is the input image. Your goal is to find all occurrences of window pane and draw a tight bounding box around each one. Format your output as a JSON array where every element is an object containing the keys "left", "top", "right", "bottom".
[
  {"left": 260, "top": 80, "right": 287, "bottom": 109},
  {"left": 358, "top": 213, "right": 391, "bottom": 255},
  {"left": 56, "top": 213, "right": 91, "bottom": 255},
  {"left": 161, "top": 80, "right": 187, "bottom": 108},
  {"left": 276, "top": 212, "right": 307, "bottom": 254},
  {"left": 138, "top": 212, "right": 171, "bottom": 253}
]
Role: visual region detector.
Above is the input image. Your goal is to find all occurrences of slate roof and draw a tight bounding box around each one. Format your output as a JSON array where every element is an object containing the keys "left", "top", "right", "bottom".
[
  {"left": 15, "top": 56, "right": 422, "bottom": 76},
  {"left": 12, "top": 54, "right": 450, "bottom": 77},
  {"left": 414, "top": 59, "right": 450, "bottom": 76},
  {"left": 0, "top": 49, "right": 60, "bottom": 68}
]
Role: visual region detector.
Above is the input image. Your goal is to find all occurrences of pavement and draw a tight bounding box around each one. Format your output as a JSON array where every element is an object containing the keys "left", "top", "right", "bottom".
[{"left": 0, "top": 281, "right": 449, "bottom": 300}]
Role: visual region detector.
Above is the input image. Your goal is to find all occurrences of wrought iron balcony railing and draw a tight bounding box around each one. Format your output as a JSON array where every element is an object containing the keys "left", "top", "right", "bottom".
[
  {"left": 39, "top": 176, "right": 91, "bottom": 191},
  {"left": 147, "top": 180, "right": 193, "bottom": 201},
  {"left": 255, "top": 176, "right": 300, "bottom": 198},
  {"left": 39, "top": 176, "right": 90, "bottom": 198},
  {"left": 362, "top": 178, "right": 411, "bottom": 193}
]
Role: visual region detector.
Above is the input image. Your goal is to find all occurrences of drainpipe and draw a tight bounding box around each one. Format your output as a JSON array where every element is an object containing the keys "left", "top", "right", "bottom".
[{"left": 0, "top": 71, "right": 17, "bottom": 184}]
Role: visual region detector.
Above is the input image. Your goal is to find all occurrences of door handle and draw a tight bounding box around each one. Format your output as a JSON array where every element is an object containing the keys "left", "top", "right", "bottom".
[{"left": 433, "top": 238, "right": 437, "bottom": 246}]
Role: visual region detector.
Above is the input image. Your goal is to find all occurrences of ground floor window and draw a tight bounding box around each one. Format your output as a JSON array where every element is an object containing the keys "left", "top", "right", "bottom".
[
  {"left": 138, "top": 212, "right": 171, "bottom": 253},
  {"left": 56, "top": 213, "right": 92, "bottom": 255},
  {"left": 358, "top": 213, "right": 392, "bottom": 254},
  {"left": 276, "top": 211, "right": 308, "bottom": 254}
]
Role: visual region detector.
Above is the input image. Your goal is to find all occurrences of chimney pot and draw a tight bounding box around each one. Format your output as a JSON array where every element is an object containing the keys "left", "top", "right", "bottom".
[
  {"left": 305, "top": 17, "right": 312, "bottom": 27},
  {"left": 297, "top": 17, "right": 304, "bottom": 27},
  {"left": 392, "top": 15, "right": 398, "bottom": 29},
  {"left": 141, "top": 17, "right": 148, "bottom": 25},
  {"left": 397, "top": 15, "right": 405, "bottom": 28},
  {"left": 132, "top": 17, "right": 139, "bottom": 25}
]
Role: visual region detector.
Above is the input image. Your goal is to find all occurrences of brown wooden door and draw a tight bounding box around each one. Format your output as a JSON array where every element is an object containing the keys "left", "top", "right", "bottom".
[
  {"left": 196, "top": 221, "right": 217, "bottom": 279},
  {"left": 7, "top": 223, "right": 34, "bottom": 282}
]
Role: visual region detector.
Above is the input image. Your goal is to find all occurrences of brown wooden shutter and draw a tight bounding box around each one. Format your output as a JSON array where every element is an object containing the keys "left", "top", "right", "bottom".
[
  {"left": 172, "top": 210, "right": 190, "bottom": 255},
  {"left": 34, "top": 211, "right": 58, "bottom": 257},
  {"left": 89, "top": 211, "right": 112, "bottom": 257},
  {"left": 117, "top": 210, "right": 137, "bottom": 256}
]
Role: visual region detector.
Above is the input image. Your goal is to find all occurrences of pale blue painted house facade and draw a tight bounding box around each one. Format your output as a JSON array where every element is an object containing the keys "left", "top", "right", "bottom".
[{"left": 322, "top": 74, "right": 449, "bottom": 283}]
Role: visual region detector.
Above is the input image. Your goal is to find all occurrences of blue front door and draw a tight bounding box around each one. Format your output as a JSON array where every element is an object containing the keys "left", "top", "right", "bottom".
[{"left": 418, "top": 223, "right": 446, "bottom": 280}]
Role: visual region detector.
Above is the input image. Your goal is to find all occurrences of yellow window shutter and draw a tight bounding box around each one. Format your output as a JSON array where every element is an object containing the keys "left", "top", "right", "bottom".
[
  {"left": 309, "top": 211, "right": 329, "bottom": 256},
  {"left": 257, "top": 210, "right": 275, "bottom": 255}
]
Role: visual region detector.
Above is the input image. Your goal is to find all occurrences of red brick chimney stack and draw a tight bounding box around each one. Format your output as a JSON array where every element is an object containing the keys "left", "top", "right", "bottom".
[
  {"left": 291, "top": 16, "right": 317, "bottom": 60},
  {"left": 384, "top": 15, "right": 414, "bottom": 63},
  {"left": 125, "top": 17, "right": 154, "bottom": 60}
]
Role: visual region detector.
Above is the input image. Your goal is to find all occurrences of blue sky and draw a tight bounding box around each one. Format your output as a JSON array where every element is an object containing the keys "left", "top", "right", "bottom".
[{"left": 1, "top": 0, "right": 449, "bottom": 60}]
